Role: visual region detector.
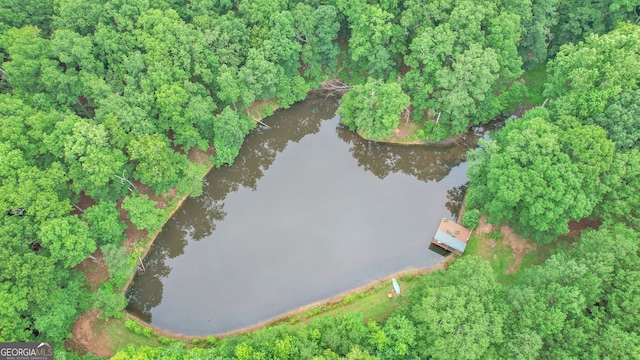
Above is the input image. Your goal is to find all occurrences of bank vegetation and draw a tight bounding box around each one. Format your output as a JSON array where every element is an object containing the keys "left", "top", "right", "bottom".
[{"left": 1, "top": 0, "right": 639, "bottom": 359}]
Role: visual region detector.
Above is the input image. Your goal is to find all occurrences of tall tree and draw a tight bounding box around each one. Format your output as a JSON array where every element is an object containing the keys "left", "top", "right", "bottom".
[
  {"left": 212, "top": 106, "right": 253, "bottom": 166},
  {"left": 503, "top": 225, "right": 640, "bottom": 358},
  {"left": 202, "top": 12, "right": 250, "bottom": 69},
  {"left": 292, "top": 4, "right": 340, "bottom": 84},
  {"left": 401, "top": 0, "right": 523, "bottom": 140},
  {"left": 127, "top": 133, "right": 185, "bottom": 194},
  {"left": 518, "top": 0, "right": 559, "bottom": 68},
  {"left": 544, "top": 23, "right": 640, "bottom": 120},
  {"left": 587, "top": 88, "right": 640, "bottom": 152},
  {"left": 466, "top": 109, "right": 614, "bottom": 243},
  {"left": 596, "top": 149, "right": 640, "bottom": 230},
  {"left": 121, "top": 193, "right": 166, "bottom": 233},
  {"left": 0, "top": 0, "right": 54, "bottom": 35},
  {"left": 398, "top": 256, "right": 505, "bottom": 360},
  {"left": 340, "top": 0, "right": 405, "bottom": 80},
  {"left": 84, "top": 201, "right": 127, "bottom": 246},
  {"left": 338, "top": 78, "right": 410, "bottom": 140}
]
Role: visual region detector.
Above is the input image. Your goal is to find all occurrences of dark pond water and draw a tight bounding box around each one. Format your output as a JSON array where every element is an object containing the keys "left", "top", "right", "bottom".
[{"left": 126, "top": 94, "right": 490, "bottom": 336}]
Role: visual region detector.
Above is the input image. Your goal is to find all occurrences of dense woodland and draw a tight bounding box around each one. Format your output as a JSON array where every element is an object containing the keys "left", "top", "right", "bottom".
[{"left": 0, "top": 0, "right": 639, "bottom": 359}]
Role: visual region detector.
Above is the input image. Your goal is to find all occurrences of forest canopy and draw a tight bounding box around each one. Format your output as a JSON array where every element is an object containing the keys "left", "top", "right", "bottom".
[
  {"left": 1, "top": 0, "right": 639, "bottom": 358},
  {"left": 466, "top": 23, "right": 640, "bottom": 242}
]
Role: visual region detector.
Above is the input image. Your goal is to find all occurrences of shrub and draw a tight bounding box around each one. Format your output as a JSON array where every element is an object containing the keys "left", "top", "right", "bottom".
[{"left": 462, "top": 208, "right": 480, "bottom": 228}]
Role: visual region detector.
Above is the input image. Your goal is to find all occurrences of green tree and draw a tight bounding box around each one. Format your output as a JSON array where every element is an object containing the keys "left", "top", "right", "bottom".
[
  {"left": 32, "top": 275, "right": 88, "bottom": 341},
  {"left": 340, "top": 0, "right": 405, "bottom": 79},
  {"left": 427, "top": 44, "right": 501, "bottom": 135},
  {"left": 588, "top": 88, "right": 640, "bottom": 152},
  {"left": 51, "top": 0, "right": 104, "bottom": 35},
  {"left": 307, "top": 313, "right": 371, "bottom": 356},
  {"left": 0, "top": 0, "right": 54, "bottom": 35},
  {"left": 338, "top": 78, "right": 410, "bottom": 140},
  {"left": 550, "top": 0, "right": 640, "bottom": 57},
  {"left": 596, "top": 150, "right": 640, "bottom": 230},
  {"left": 135, "top": 8, "right": 218, "bottom": 88},
  {"left": 38, "top": 216, "right": 95, "bottom": 268},
  {"left": 101, "top": 244, "right": 133, "bottom": 285},
  {"left": 238, "top": 0, "right": 288, "bottom": 28},
  {"left": 93, "top": 279, "right": 127, "bottom": 319},
  {"left": 466, "top": 110, "right": 614, "bottom": 243},
  {"left": 202, "top": 12, "right": 250, "bottom": 68},
  {"left": 503, "top": 225, "right": 640, "bottom": 358},
  {"left": 57, "top": 118, "right": 128, "bottom": 199},
  {"left": 1, "top": 26, "right": 54, "bottom": 98},
  {"left": 121, "top": 193, "right": 166, "bottom": 233},
  {"left": 292, "top": 4, "right": 340, "bottom": 83},
  {"left": 518, "top": 0, "right": 559, "bottom": 68},
  {"left": 378, "top": 315, "right": 418, "bottom": 359},
  {"left": 154, "top": 81, "right": 216, "bottom": 150},
  {"left": 95, "top": 93, "right": 151, "bottom": 149},
  {"left": 544, "top": 23, "right": 640, "bottom": 120},
  {"left": 213, "top": 107, "right": 253, "bottom": 167},
  {"left": 260, "top": 10, "right": 311, "bottom": 108},
  {"left": 238, "top": 48, "right": 281, "bottom": 102},
  {"left": 0, "top": 280, "right": 30, "bottom": 341},
  {"left": 217, "top": 65, "right": 252, "bottom": 110},
  {"left": 462, "top": 209, "right": 480, "bottom": 229},
  {"left": 399, "top": 256, "right": 505, "bottom": 360},
  {"left": 263, "top": 11, "right": 302, "bottom": 80},
  {"left": 401, "top": 0, "right": 524, "bottom": 140},
  {"left": 127, "top": 133, "right": 184, "bottom": 194},
  {"left": 84, "top": 201, "right": 126, "bottom": 246}
]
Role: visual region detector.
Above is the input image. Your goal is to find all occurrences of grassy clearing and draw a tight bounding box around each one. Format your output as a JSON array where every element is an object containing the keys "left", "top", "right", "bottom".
[
  {"left": 81, "top": 316, "right": 165, "bottom": 356},
  {"left": 465, "top": 225, "right": 566, "bottom": 284},
  {"left": 465, "top": 232, "right": 516, "bottom": 282},
  {"left": 105, "top": 319, "right": 164, "bottom": 352},
  {"left": 289, "top": 275, "right": 425, "bottom": 326}
]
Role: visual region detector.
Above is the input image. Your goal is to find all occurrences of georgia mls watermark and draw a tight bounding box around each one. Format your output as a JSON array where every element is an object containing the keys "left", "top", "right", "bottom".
[{"left": 0, "top": 343, "right": 53, "bottom": 360}]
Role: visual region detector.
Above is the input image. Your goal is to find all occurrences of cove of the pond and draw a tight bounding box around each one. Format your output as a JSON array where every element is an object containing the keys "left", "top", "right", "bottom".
[{"left": 126, "top": 93, "right": 495, "bottom": 336}]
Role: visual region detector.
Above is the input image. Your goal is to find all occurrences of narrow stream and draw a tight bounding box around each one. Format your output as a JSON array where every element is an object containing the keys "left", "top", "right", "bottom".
[{"left": 126, "top": 94, "right": 489, "bottom": 335}]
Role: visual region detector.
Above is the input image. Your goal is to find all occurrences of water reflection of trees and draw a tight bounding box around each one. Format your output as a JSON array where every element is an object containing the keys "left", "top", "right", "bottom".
[
  {"left": 445, "top": 184, "right": 468, "bottom": 221},
  {"left": 126, "top": 95, "right": 339, "bottom": 320},
  {"left": 206, "top": 94, "right": 339, "bottom": 201},
  {"left": 336, "top": 125, "right": 469, "bottom": 182},
  {"left": 125, "top": 244, "right": 172, "bottom": 322}
]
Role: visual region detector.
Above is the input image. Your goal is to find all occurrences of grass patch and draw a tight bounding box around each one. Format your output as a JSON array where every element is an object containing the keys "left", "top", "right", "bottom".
[
  {"left": 290, "top": 275, "right": 425, "bottom": 326},
  {"left": 521, "top": 62, "right": 548, "bottom": 106},
  {"left": 465, "top": 232, "right": 515, "bottom": 282},
  {"left": 99, "top": 317, "right": 165, "bottom": 353},
  {"left": 466, "top": 222, "right": 569, "bottom": 284},
  {"left": 519, "top": 235, "right": 570, "bottom": 269}
]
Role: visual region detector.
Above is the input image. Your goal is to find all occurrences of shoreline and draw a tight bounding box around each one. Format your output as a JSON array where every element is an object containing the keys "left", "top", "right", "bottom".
[
  {"left": 123, "top": 257, "right": 453, "bottom": 340},
  {"left": 121, "top": 190, "right": 196, "bottom": 293},
  {"left": 355, "top": 131, "right": 462, "bottom": 147}
]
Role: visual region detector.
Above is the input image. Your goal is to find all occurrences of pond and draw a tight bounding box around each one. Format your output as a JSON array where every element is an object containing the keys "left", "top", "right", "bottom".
[{"left": 125, "top": 93, "right": 488, "bottom": 336}]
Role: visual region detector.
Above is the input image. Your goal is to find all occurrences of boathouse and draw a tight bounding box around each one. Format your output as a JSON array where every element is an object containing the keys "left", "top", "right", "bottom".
[{"left": 431, "top": 218, "right": 471, "bottom": 255}]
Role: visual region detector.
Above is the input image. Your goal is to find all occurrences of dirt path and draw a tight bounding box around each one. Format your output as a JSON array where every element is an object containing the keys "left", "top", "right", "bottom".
[{"left": 66, "top": 309, "right": 113, "bottom": 357}]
